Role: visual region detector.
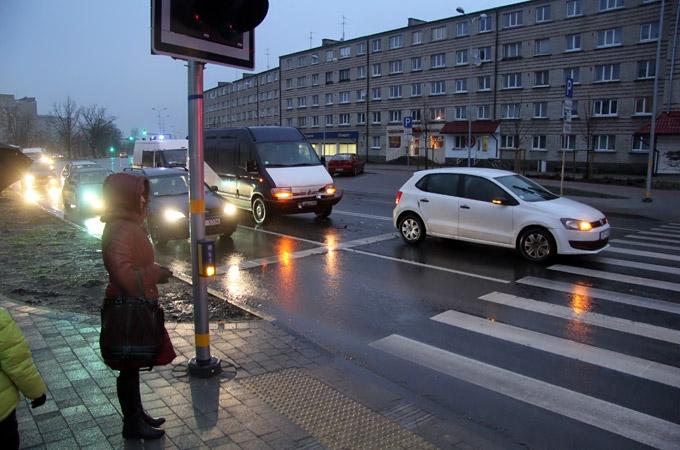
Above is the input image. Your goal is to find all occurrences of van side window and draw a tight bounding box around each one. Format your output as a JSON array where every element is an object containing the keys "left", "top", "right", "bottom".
[
  {"left": 142, "top": 151, "right": 155, "bottom": 167},
  {"left": 239, "top": 143, "right": 251, "bottom": 169},
  {"left": 214, "top": 140, "right": 239, "bottom": 175}
]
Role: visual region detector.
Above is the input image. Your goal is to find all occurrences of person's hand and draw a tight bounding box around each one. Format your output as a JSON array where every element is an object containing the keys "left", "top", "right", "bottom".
[
  {"left": 31, "top": 393, "right": 46, "bottom": 409},
  {"left": 158, "top": 266, "right": 172, "bottom": 284}
]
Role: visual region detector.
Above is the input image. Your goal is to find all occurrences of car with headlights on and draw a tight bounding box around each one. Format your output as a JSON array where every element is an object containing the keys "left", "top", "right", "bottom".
[
  {"left": 62, "top": 166, "right": 112, "bottom": 215},
  {"left": 129, "top": 167, "right": 238, "bottom": 245},
  {"left": 60, "top": 160, "right": 99, "bottom": 184},
  {"left": 393, "top": 168, "right": 610, "bottom": 262}
]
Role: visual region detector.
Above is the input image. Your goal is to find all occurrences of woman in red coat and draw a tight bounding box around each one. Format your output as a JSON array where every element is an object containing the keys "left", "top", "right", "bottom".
[{"left": 100, "top": 172, "right": 175, "bottom": 440}]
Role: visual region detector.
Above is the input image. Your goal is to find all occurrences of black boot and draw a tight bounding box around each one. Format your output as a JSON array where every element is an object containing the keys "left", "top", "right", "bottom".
[
  {"left": 142, "top": 410, "right": 166, "bottom": 427},
  {"left": 122, "top": 414, "right": 165, "bottom": 440},
  {"left": 117, "top": 370, "right": 164, "bottom": 440}
]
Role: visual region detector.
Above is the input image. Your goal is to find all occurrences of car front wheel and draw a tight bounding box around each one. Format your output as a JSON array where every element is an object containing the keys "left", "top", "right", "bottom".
[
  {"left": 314, "top": 206, "right": 332, "bottom": 219},
  {"left": 518, "top": 227, "right": 555, "bottom": 262},
  {"left": 252, "top": 197, "right": 269, "bottom": 225},
  {"left": 398, "top": 214, "right": 426, "bottom": 244}
]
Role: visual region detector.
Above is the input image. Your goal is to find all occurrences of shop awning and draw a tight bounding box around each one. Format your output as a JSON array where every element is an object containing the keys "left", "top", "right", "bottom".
[
  {"left": 439, "top": 120, "right": 500, "bottom": 135},
  {"left": 636, "top": 111, "right": 680, "bottom": 135}
]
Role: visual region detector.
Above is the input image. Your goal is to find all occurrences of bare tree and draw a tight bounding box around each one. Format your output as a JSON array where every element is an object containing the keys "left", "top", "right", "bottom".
[
  {"left": 502, "top": 104, "right": 532, "bottom": 174},
  {"left": 1, "top": 105, "right": 36, "bottom": 147},
  {"left": 52, "top": 97, "right": 81, "bottom": 159},
  {"left": 80, "top": 105, "right": 116, "bottom": 158},
  {"left": 580, "top": 95, "right": 597, "bottom": 179}
]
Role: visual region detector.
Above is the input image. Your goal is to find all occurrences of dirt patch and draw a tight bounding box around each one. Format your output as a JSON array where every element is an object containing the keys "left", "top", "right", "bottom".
[{"left": 0, "top": 191, "right": 254, "bottom": 322}]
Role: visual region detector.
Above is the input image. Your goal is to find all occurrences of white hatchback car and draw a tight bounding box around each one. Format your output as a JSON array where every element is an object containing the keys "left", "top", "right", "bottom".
[{"left": 393, "top": 168, "right": 610, "bottom": 262}]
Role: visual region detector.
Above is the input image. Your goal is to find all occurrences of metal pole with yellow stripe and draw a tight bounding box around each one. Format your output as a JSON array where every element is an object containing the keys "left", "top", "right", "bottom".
[{"left": 187, "top": 60, "right": 221, "bottom": 378}]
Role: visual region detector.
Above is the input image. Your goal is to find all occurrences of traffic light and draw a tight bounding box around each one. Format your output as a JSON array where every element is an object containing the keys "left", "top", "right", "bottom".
[
  {"left": 109, "top": 147, "right": 115, "bottom": 153},
  {"left": 128, "top": 136, "right": 134, "bottom": 141},
  {"left": 142, "top": 129, "right": 147, "bottom": 136}
]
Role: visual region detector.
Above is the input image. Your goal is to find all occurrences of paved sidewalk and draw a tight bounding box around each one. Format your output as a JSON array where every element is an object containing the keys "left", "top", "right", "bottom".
[{"left": 2, "top": 293, "right": 508, "bottom": 450}]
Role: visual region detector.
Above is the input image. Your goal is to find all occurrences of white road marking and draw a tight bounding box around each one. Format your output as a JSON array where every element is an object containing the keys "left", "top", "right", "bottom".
[
  {"left": 345, "top": 248, "right": 510, "bottom": 284},
  {"left": 651, "top": 227, "right": 680, "bottom": 234},
  {"left": 516, "top": 276, "right": 680, "bottom": 316},
  {"left": 639, "top": 230, "right": 680, "bottom": 238},
  {"left": 238, "top": 225, "right": 323, "bottom": 246},
  {"left": 549, "top": 264, "right": 680, "bottom": 293},
  {"left": 479, "top": 292, "right": 680, "bottom": 345},
  {"left": 593, "top": 257, "right": 680, "bottom": 276},
  {"left": 605, "top": 246, "right": 680, "bottom": 262},
  {"left": 625, "top": 234, "right": 680, "bottom": 245},
  {"left": 334, "top": 210, "right": 393, "bottom": 221},
  {"left": 431, "top": 310, "right": 680, "bottom": 388},
  {"left": 657, "top": 225, "right": 680, "bottom": 231},
  {"left": 610, "top": 239, "right": 680, "bottom": 252},
  {"left": 370, "top": 335, "right": 680, "bottom": 450}
]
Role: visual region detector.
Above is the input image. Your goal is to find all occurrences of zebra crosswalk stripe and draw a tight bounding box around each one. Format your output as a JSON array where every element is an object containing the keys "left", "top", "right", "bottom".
[
  {"left": 639, "top": 230, "right": 680, "bottom": 238},
  {"left": 593, "top": 257, "right": 680, "bottom": 275},
  {"left": 605, "top": 246, "right": 680, "bottom": 263},
  {"left": 370, "top": 334, "right": 680, "bottom": 450},
  {"left": 625, "top": 234, "right": 680, "bottom": 245},
  {"left": 549, "top": 264, "right": 680, "bottom": 293}
]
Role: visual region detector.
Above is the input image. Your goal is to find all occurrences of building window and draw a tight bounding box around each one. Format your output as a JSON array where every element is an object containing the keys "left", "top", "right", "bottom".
[
  {"left": 297, "top": 116, "right": 306, "bottom": 127},
  {"left": 389, "top": 85, "right": 402, "bottom": 98},
  {"left": 432, "top": 26, "right": 447, "bottom": 41},
  {"left": 312, "top": 116, "right": 319, "bottom": 127},
  {"left": 597, "top": 28, "right": 623, "bottom": 48},
  {"left": 326, "top": 50, "right": 335, "bottom": 62},
  {"left": 389, "top": 35, "right": 403, "bottom": 49},
  {"left": 637, "top": 60, "right": 656, "bottom": 79},
  {"left": 479, "top": 15, "right": 492, "bottom": 32},
  {"left": 310, "top": 54, "right": 319, "bottom": 65},
  {"left": 564, "top": 67, "right": 581, "bottom": 84},
  {"left": 372, "top": 111, "right": 382, "bottom": 124},
  {"left": 325, "top": 71, "right": 334, "bottom": 84},
  {"left": 565, "top": 34, "right": 581, "bottom": 52},
  {"left": 356, "top": 89, "right": 366, "bottom": 102},
  {"left": 372, "top": 136, "right": 381, "bottom": 149},
  {"left": 372, "top": 87, "right": 382, "bottom": 100},
  {"left": 595, "top": 64, "right": 620, "bottom": 82},
  {"left": 593, "top": 99, "right": 618, "bottom": 116},
  {"left": 431, "top": 53, "right": 446, "bottom": 68},
  {"left": 478, "top": 105, "right": 490, "bottom": 119},
  {"left": 634, "top": 97, "right": 652, "bottom": 115},
  {"left": 536, "top": 5, "right": 551, "bottom": 23},
  {"left": 297, "top": 96, "right": 307, "bottom": 108},
  {"left": 501, "top": 135, "right": 517, "bottom": 149},
  {"left": 389, "top": 60, "right": 403, "bottom": 74},
  {"left": 478, "top": 46, "right": 492, "bottom": 62},
  {"left": 562, "top": 100, "right": 579, "bottom": 118},
  {"left": 566, "top": 0, "right": 582, "bottom": 17},
  {"left": 325, "top": 93, "right": 333, "bottom": 105},
  {"left": 456, "top": 21, "right": 469, "bottom": 37},
  {"left": 503, "top": 11, "right": 523, "bottom": 28},
  {"left": 478, "top": 76, "right": 491, "bottom": 91},
  {"left": 502, "top": 73, "right": 522, "bottom": 89},
  {"left": 429, "top": 107, "right": 445, "bottom": 121},
  {"left": 411, "top": 83, "right": 422, "bottom": 97},
  {"left": 503, "top": 42, "right": 522, "bottom": 59},
  {"left": 357, "top": 42, "right": 366, "bottom": 55},
  {"left": 372, "top": 39, "right": 382, "bottom": 52},
  {"left": 285, "top": 78, "right": 293, "bottom": 89},
  {"left": 411, "top": 57, "right": 423, "bottom": 71},
  {"left": 594, "top": 135, "right": 616, "bottom": 151},
  {"left": 339, "top": 113, "right": 350, "bottom": 126},
  {"left": 339, "top": 69, "right": 350, "bottom": 82},
  {"left": 455, "top": 106, "right": 467, "bottom": 120},
  {"left": 389, "top": 110, "right": 402, "bottom": 123},
  {"left": 286, "top": 98, "right": 293, "bottom": 109},
  {"left": 455, "top": 79, "right": 468, "bottom": 93},
  {"left": 312, "top": 95, "right": 319, "bottom": 106},
  {"left": 339, "top": 46, "right": 351, "bottom": 58},
  {"left": 430, "top": 80, "right": 446, "bottom": 95},
  {"left": 562, "top": 135, "right": 576, "bottom": 150},
  {"left": 286, "top": 118, "right": 293, "bottom": 126},
  {"left": 412, "top": 30, "right": 422, "bottom": 45},
  {"left": 339, "top": 91, "right": 350, "bottom": 104},
  {"left": 357, "top": 112, "right": 366, "bottom": 124},
  {"left": 633, "top": 135, "right": 650, "bottom": 152},
  {"left": 533, "top": 102, "right": 548, "bottom": 118},
  {"left": 534, "top": 70, "right": 550, "bottom": 87},
  {"left": 535, "top": 38, "right": 551, "bottom": 56},
  {"left": 599, "top": 0, "right": 624, "bottom": 12},
  {"left": 411, "top": 109, "right": 422, "bottom": 122},
  {"left": 454, "top": 136, "right": 471, "bottom": 148},
  {"left": 456, "top": 50, "right": 468, "bottom": 65},
  {"left": 502, "top": 103, "right": 521, "bottom": 119},
  {"left": 372, "top": 63, "right": 382, "bottom": 77},
  {"left": 325, "top": 114, "right": 333, "bottom": 126},
  {"left": 357, "top": 66, "right": 366, "bottom": 79},
  {"left": 532, "top": 135, "right": 547, "bottom": 150},
  {"left": 640, "top": 22, "right": 660, "bottom": 42}
]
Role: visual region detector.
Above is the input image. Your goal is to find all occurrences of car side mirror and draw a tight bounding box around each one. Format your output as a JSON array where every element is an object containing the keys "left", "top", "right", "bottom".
[
  {"left": 246, "top": 161, "right": 258, "bottom": 173},
  {"left": 209, "top": 185, "right": 219, "bottom": 192},
  {"left": 492, "top": 197, "right": 511, "bottom": 206}
]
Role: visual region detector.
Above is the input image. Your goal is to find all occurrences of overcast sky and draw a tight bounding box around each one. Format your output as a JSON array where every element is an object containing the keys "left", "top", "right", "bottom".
[{"left": 1, "top": 0, "right": 511, "bottom": 138}]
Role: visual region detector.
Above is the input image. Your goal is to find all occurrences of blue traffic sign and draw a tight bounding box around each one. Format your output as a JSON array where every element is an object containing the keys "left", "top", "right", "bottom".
[
  {"left": 565, "top": 77, "right": 574, "bottom": 98},
  {"left": 403, "top": 116, "right": 413, "bottom": 129}
]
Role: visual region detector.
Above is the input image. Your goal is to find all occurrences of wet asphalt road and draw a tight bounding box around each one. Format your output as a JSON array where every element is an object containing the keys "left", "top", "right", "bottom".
[{"left": 33, "top": 158, "right": 680, "bottom": 449}]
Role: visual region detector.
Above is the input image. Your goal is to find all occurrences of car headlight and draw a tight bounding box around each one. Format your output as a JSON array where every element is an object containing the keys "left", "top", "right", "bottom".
[
  {"left": 164, "top": 209, "right": 186, "bottom": 222},
  {"left": 561, "top": 218, "right": 593, "bottom": 231},
  {"left": 271, "top": 187, "right": 292, "bottom": 199},
  {"left": 82, "top": 190, "right": 98, "bottom": 203},
  {"left": 39, "top": 155, "right": 53, "bottom": 165},
  {"left": 223, "top": 203, "right": 237, "bottom": 216},
  {"left": 322, "top": 184, "right": 337, "bottom": 195},
  {"left": 24, "top": 174, "right": 35, "bottom": 185}
]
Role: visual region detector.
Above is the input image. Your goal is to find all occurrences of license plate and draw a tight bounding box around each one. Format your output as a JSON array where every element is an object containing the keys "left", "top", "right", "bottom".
[
  {"left": 300, "top": 200, "right": 317, "bottom": 207},
  {"left": 599, "top": 229, "right": 610, "bottom": 240},
  {"left": 336, "top": 168, "right": 345, "bottom": 172},
  {"left": 205, "top": 217, "right": 220, "bottom": 226}
]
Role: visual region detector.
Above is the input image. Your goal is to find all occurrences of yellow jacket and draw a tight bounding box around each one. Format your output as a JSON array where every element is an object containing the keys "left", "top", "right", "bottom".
[{"left": 0, "top": 308, "right": 46, "bottom": 421}]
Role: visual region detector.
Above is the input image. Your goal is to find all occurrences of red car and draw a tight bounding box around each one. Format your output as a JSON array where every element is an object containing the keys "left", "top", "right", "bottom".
[{"left": 327, "top": 153, "right": 365, "bottom": 176}]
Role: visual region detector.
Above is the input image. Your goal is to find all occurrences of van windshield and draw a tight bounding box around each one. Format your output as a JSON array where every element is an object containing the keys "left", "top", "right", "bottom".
[
  {"left": 162, "top": 149, "right": 187, "bottom": 167},
  {"left": 149, "top": 174, "right": 189, "bottom": 196},
  {"left": 255, "top": 142, "right": 321, "bottom": 168}
]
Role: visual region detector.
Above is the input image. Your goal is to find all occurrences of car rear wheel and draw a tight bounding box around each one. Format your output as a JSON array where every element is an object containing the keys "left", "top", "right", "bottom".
[
  {"left": 148, "top": 220, "right": 167, "bottom": 246},
  {"left": 518, "top": 227, "right": 555, "bottom": 262},
  {"left": 314, "top": 206, "right": 332, "bottom": 219},
  {"left": 398, "top": 214, "right": 425, "bottom": 244},
  {"left": 252, "top": 197, "right": 269, "bottom": 225}
]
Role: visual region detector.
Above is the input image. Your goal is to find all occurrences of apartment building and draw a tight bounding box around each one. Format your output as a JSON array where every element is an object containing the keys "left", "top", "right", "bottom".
[{"left": 207, "top": 0, "right": 680, "bottom": 174}]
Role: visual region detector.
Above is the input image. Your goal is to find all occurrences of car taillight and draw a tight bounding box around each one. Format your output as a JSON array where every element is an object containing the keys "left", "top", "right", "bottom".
[{"left": 395, "top": 191, "right": 403, "bottom": 205}]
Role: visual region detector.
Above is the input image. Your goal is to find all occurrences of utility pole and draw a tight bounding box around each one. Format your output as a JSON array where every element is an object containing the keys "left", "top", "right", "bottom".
[
  {"left": 341, "top": 15, "right": 349, "bottom": 41},
  {"left": 265, "top": 48, "right": 271, "bottom": 69},
  {"left": 309, "top": 32, "right": 314, "bottom": 49}
]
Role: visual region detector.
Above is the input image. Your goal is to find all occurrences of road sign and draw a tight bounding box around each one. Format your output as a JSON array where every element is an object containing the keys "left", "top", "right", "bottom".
[
  {"left": 563, "top": 122, "right": 572, "bottom": 134},
  {"left": 565, "top": 77, "right": 574, "bottom": 98},
  {"left": 564, "top": 99, "right": 573, "bottom": 123},
  {"left": 403, "top": 116, "right": 413, "bottom": 129}
]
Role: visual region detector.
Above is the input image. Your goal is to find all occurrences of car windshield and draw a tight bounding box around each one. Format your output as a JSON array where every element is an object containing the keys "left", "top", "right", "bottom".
[
  {"left": 149, "top": 174, "right": 189, "bottom": 196},
  {"left": 77, "top": 171, "right": 109, "bottom": 185},
  {"left": 330, "top": 154, "right": 352, "bottom": 161},
  {"left": 256, "top": 141, "right": 321, "bottom": 168},
  {"left": 494, "top": 174, "right": 559, "bottom": 202},
  {"left": 163, "top": 149, "right": 187, "bottom": 167}
]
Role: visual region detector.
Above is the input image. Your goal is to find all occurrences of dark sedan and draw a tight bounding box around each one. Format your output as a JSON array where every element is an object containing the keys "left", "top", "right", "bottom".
[
  {"left": 327, "top": 153, "right": 365, "bottom": 176},
  {"left": 134, "top": 168, "right": 238, "bottom": 245}
]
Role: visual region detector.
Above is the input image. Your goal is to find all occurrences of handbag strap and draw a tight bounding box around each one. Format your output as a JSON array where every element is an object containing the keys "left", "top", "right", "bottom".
[{"left": 133, "top": 269, "right": 146, "bottom": 300}]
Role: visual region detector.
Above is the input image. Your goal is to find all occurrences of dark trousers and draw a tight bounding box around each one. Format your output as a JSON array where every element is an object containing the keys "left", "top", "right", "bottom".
[
  {"left": 0, "top": 409, "right": 19, "bottom": 450},
  {"left": 116, "top": 369, "right": 141, "bottom": 421}
]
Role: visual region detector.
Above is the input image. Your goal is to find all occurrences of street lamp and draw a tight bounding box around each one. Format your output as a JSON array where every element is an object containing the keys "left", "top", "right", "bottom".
[
  {"left": 457, "top": 8, "right": 487, "bottom": 167},
  {"left": 152, "top": 107, "right": 168, "bottom": 134}
]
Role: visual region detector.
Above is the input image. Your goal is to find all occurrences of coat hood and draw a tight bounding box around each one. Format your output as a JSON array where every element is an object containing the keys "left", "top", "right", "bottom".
[{"left": 101, "top": 172, "right": 149, "bottom": 224}]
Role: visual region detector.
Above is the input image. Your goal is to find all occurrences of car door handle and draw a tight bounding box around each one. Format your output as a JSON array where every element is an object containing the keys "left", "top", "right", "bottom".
[
  {"left": 420, "top": 199, "right": 430, "bottom": 203},
  {"left": 460, "top": 205, "right": 470, "bottom": 209}
]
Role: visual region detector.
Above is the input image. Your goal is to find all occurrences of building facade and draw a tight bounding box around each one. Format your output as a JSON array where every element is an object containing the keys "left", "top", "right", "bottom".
[{"left": 206, "top": 0, "right": 680, "bottom": 174}]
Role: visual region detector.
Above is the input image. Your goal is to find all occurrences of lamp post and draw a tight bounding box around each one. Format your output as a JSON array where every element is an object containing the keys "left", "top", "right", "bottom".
[
  {"left": 644, "top": 0, "right": 665, "bottom": 203},
  {"left": 457, "top": 8, "right": 487, "bottom": 167},
  {"left": 152, "top": 107, "right": 167, "bottom": 134}
]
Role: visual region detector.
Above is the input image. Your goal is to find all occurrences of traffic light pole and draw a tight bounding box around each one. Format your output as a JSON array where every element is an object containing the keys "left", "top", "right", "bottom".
[{"left": 187, "top": 60, "right": 221, "bottom": 378}]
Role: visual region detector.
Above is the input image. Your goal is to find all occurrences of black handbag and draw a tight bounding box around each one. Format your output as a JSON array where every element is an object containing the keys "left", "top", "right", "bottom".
[{"left": 99, "top": 270, "right": 164, "bottom": 370}]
